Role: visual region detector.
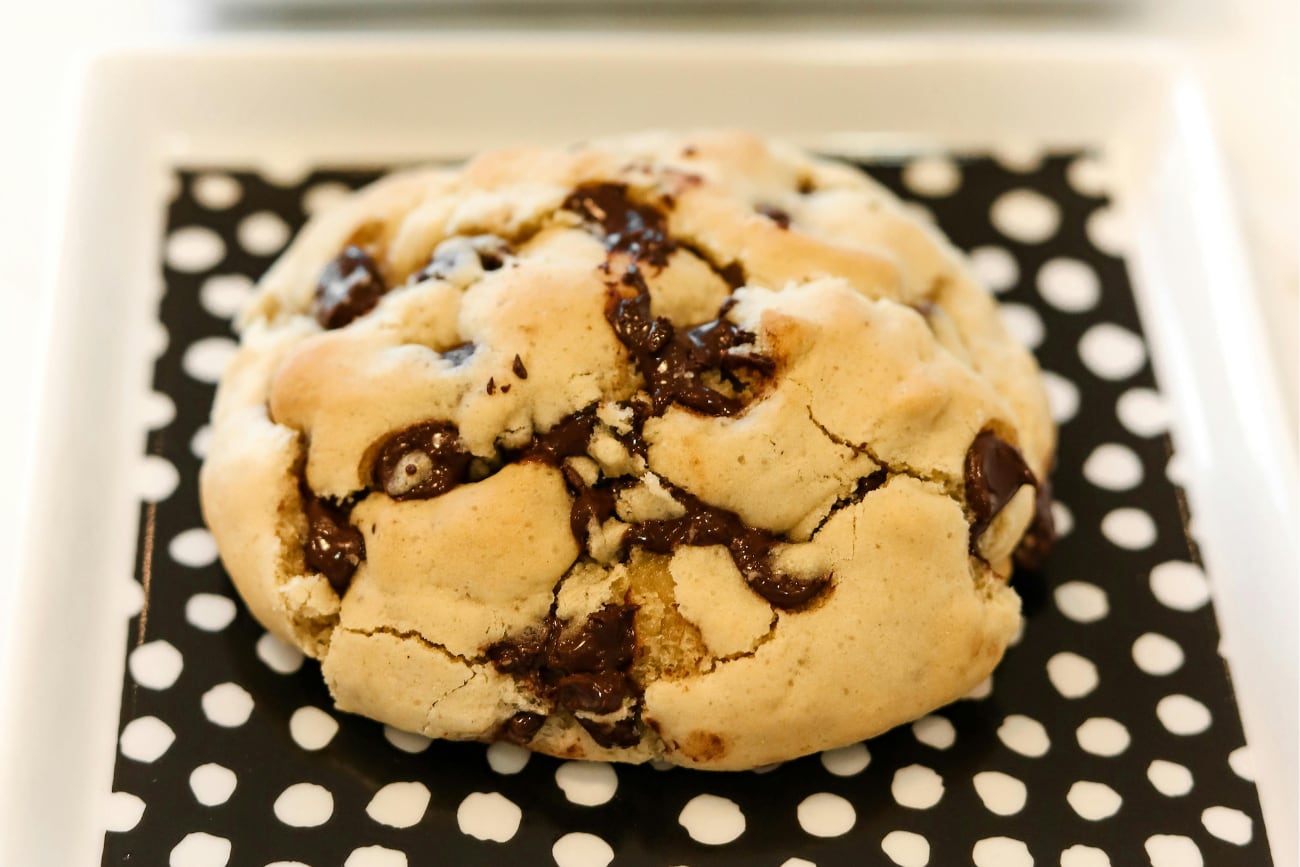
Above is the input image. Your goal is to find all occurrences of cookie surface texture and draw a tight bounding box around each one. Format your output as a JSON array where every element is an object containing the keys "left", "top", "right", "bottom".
[{"left": 199, "top": 131, "right": 1056, "bottom": 770}]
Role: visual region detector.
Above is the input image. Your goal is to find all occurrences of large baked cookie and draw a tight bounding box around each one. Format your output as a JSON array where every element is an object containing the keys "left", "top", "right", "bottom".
[{"left": 199, "top": 131, "right": 1056, "bottom": 770}]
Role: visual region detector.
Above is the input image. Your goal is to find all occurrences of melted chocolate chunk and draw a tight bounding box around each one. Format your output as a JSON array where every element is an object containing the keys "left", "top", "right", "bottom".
[
  {"left": 486, "top": 378, "right": 496, "bottom": 395},
  {"left": 1014, "top": 476, "right": 1057, "bottom": 570},
  {"left": 303, "top": 495, "right": 365, "bottom": 593},
  {"left": 372, "top": 422, "right": 473, "bottom": 500},
  {"left": 486, "top": 604, "right": 640, "bottom": 725},
  {"left": 498, "top": 711, "right": 545, "bottom": 744},
  {"left": 718, "top": 261, "right": 747, "bottom": 290},
  {"left": 757, "top": 205, "right": 792, "bottom": 229},
  {"left": 442, "top": 342, "right": 476, "bottom": 366},
  {"left": 563, "top": 183, "right": 678, "bottom": 267},
  {"left": 625, "top": 487, "right": 826, "bottom": 610},
  {"left": 578, "top": 714, "right": 643, "bottom": 749},
  {"left": 511, "top": 354, "right": 528, "bottom": 379},
  {"left": 560, "top": 464, "right": 618, "bottom": 545},
  {"left": 796, "top": 175, "right": 817, "bottom": 195},
  {"left": 965, "top": 429, "right": 1039, "bottom": 552},
  {"left": 314, "top": 246, "right": 387, "bottom": 329}
]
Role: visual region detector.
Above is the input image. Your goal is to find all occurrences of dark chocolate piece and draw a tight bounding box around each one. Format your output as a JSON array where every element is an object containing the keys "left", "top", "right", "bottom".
[
  {"left": 757, "top": 205, "right": 792, "bottom": 229},
  {"left": 313, "top": 246, "right": 387, "bottom": 330},
  {"left": 563, "top": 182, "right": 678, "bottom": 268},
  {"left": 511, "top": 355, "right": 528, "bottom": 379},
  {"left": 718, "top": 261, "right": 747, "bottom": 290},
  {"left": 486, "top": 378, "right": 496, "bottom": 395},
  {"left": 556, "top": 672, "right": 632, "bottom": 715},
  {"left": 560, "top": 464, "right": 618, "bottom": 547},
  {"left": 371, "top": 422, "right": 473, "bottom": 501},
  {"left": 303, "top": 496, "right": 365, "bottom": 593},
  {"left": 578, "top": 714, "right": 643, "bottom": 749},
  {"left": 498, "top": 711, "right": 545, "bottom": 744},
  {"left": 965, "top": 429, "right": 1038, "bottom": 551}
]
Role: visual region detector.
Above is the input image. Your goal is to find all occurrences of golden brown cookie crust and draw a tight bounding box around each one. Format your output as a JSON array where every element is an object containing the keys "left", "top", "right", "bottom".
[{"left": 199, "top": 131, "right": 1055, "bottom": 770}]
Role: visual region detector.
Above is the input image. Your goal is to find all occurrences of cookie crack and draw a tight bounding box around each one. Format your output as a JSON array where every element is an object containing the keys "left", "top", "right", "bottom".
[
  {"left": 339, "top": 625, "right": 478, "bottom": 667},
  {"left": 804, "top": 405, "right": 962, "bottom": 502},
  {"left": 702, "top": 610, "right": 781, "bottom": 673}
]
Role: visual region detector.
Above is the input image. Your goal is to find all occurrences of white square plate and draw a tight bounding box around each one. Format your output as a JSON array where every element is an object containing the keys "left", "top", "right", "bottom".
[{"left": 1, "top": 34, "right": 1293, "bottom": 866}]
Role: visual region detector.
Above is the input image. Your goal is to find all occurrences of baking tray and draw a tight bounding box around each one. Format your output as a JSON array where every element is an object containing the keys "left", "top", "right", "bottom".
[{"left": 0, "top": 34, "right": 1293, "bottom": 867}]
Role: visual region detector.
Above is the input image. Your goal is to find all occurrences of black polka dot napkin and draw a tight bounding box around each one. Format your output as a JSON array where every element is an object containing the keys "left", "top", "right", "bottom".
[{"left": 101, "top": 154, "right": 1272, "bottom": 867}]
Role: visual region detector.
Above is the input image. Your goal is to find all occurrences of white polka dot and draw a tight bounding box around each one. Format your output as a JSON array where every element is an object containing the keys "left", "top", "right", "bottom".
[
  {"left": 1067, "top": 781, "right": 1122, "bottom": 820},
  {"left": 1040, "top": 371, "right": 1080, "bottom": 424},
  {"left": 912, "top": 715, "right": 956, "bottom": 750},
  {"left": 1132, "top": 632, "right": 1184, "bottom": 675},
  {"left": 238, "top": 211, "right": 290, "bottom": 256},
  {"left": 797, "top": 792, "right": 856, "bottom": 837},
  {"left": 145, "top": 319, "right": 170, "bottom": 359},
  {"left": 137, "top": 455, "right": 180, "bottom": 502},
  {"left": 1229, "top": 746, "right": 1255, "bottom": 781},
  {"left": 678, "top": 794, "right": 745, "bottom": 845},
  {"left": 991, "top": 189, "right": 1060, "bottom": 243},
  {"left": 191, "top": 425, "right": 212, "bottom": 460},
  {"left": 968, "top": 246, "right": 1018, "bottom": 293},
  {"left": 169, "top": 831, "right": 231, "bottom": 867},
  {"left": 881, "top": 830, "right": 931, "bottom": 866},
  {"left": 120, "top": 716, "right": 175, "bottom": 763},
  {"left": 1145, "top": 835, "right": 1203, "bottom": 867},
  {"left": 995, "top": 141, "right": 1043, "bottom": 172},
  {"left": 170, "top": 528, "right": 218, "bottom": 568},
  {"left": 1083, "top": 444, "right": 1143, "bottom": 490},
  {"left": 256, "top": 631, "right": 305, "bottom": 674},
  {"left": 189, "top": 763, "right": 237, "bottom": 806},
  {"left": 1157, "top": 694, "right": 1212, "bottom": 735},
  {"left": 274, "top": 782, "right": 333, "bottom": 827},
  {"left": 1076, "top": 718, "right": 1130, "bottom": 757},
  {"left": 485, "top": 741, "right": 530, "bottom": 774},
  {"left": 457, "top": 792, "right": 521, "bottom": 842},
  {"left": 972, "top": 836, "right": 1032, "bottom": 867},
  {"left": 973, "top": 771, "right": 1027, "bottom": 816},
  {"left": 167, "top": 226, "right": 226, "bottom": 272},
  {"left": 289, "top": 706, "right": 338, "bottom": 751},
  {"left": 366, "top": 781, "right": 430, "bottom": 829},
  {"left": 129, "top": 640, "right": 184, "bottom": 690},
  {"left": 997, "top": 714, "right": 1050, "bottom": 757},
  {"left": 552, "top": 832, "right": 615, "bottom": 867},
  {"left": 199, "top": 274, "right": 254, "bottom": 319},
  {"left": 1116, "top": 387, "right": 1169, "bottom": 437},
  {"left": 1037, "top": 258, "right": 1100, "bottom": 312},
  {"left": 1052, "top": 500, "right": 1074, "bottom": 537},
  {"left": 186, "top": 593, "right": 237, "bottom": 632},
  {"left": 202, "top": 682, "right": 254, "bottom": 727},
  {"left": 1101, "top": 508, "right": 1156, "bottom": 550},
  {"left": 999, "top": 303, "right": 1045, "bottom": 349},
  {"left": 1202, "top": 805, "right": 1252, "bottom": 844},
  {"left": 383, "top": 726, "right": 431, "bottom": 754},
  {"left": 1150, "top": 561, "right": 1211, "bottom": 611},
  {"left": 266, "top": 862, "right": 311, "bottom": 867},
  {"left": 1067, "top": 155, "right": 1108, "bottom": 196},
  {"left": 106, "top": 791, "right": 146, "bottom": 832},
  {"left": 122, "top": 578, "right": 145, "bottom": 618},
  {"left": 1147, "top": 759, "right": 1194, "bottom": 796},
  {"left": 1078, "top": 323, "right": 1146, "bottom": 380},
  {"left": 1061, "top": 844, "right": 1112, "bottom": 867},
  {"left": 891, "top": 764, "right": 944, "bottom": 809},
  {"left": 303, "top": 181, "right": 354, "bottom": 215},
  {"left": 1054, "top": 581, "right": 1109, "bottom": 623},
  {"left": 1087, "top": 206, "right": 1127, "bottom": 255},
  {"left": 344, "top": 845, "right": 408, "bottom": 867},
  {"left": 963, "top": 675, "right": 994, "bottom": 700},
  {"left": 259, "top": 156, "right": 311, "bottom": 186},
  {"left": 192, "top": 174, "right": 242, "bottom": 210},
  {"left": 780, "top": 860, "right": 815, "bottom": 867},
  {"left": 820, "top": 742, "right": 870, "bottom": 776},
  {"left": 903, "top": 156, "right": 961, "bottom": 197},
  {"left": 143, "top": 390, "right": 176, "bottom": 429},
  {"left": 555, "top": 761, "right": 618, "bottom": 806},
  {"left": 183, "top": 336, "right": 238, "bottom": 384},
  {"left": 1047, "top": 652, "right": 1099, "bottom": 698}
]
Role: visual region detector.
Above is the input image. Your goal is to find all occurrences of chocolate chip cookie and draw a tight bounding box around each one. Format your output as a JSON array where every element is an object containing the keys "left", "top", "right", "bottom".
[{"left": 199, "top": 131, "right": 1056, "bottom": 770}]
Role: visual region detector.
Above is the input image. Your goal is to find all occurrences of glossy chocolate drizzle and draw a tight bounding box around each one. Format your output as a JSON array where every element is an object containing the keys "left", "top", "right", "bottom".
[{"left": 313, "top": 245, "right": 387, "bottom": 329}]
